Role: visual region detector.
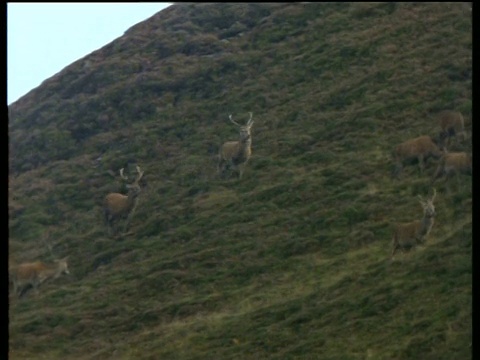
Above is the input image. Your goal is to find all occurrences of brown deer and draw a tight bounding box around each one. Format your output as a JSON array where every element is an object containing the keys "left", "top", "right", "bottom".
[
  {"left": 218, "top": 112, "right": 254, "bottom": 180},
  {"left": 393, "top": 135, "right": 444, "bottom": 178},
  {"left": 104, "top": 165, "right": 144, "bottom": 236},
  {"left": 431, "top": 152, "right": 471, "bottom": 190},
  {"left": 9, "top": 257, "right": 70, "bottom": 298},
  {"left": 437, "top": 110, "right": 466, "bottom": 148},
  {"left": 391, "top": 189, "right": 437, "bottom": 259}
]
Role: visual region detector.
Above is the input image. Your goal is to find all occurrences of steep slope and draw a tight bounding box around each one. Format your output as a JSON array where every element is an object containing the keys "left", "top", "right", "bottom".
[{"left": 9, "top": 3, "right": 471, "bottom": 359}]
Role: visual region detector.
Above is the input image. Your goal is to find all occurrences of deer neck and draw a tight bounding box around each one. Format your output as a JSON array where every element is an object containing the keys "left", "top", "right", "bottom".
[
  {"left": 128, "top": 195, "right": 138, "bottom": 208},
  {"left": 38, "top": 264, "right": 60, "bottom": 282},
  {"left": 241, "top": 136, "right": 252, "bottom": 149},
  {"left": 231, "top": 138, "right": 250, "bottom": 163},
  {"left": 127, "top": 188, "right": 139, "bottom": 201},
  {"left": 53, "top": 267, "right": 65, "bottom": 279},
  {"left": 417, "top": 213, "right": 434, "bottom": 240}
]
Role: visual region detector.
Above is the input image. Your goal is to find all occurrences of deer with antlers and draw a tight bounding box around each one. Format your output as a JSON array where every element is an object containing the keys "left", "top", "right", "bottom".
[
  {"left": 218, "top": 112, "right": 254, "bottom": 180},
  {"left": 391, "top": 189, "right": 437, "bottom": 259},
  {"left": 104, "top": 165, "right": 144, "bottom": 236}
]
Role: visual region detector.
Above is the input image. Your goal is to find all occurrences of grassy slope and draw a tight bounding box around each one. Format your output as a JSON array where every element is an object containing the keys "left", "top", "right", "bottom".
[{"left": 9, "top": 3, "right": 472, "bottom": 359}]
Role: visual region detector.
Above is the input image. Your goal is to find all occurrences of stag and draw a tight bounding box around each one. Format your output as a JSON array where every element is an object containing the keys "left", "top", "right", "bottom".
[
  {"left": 391, "top": 189, "right": 437, "bottom": 259},
  {"left": 218, "top": 112, "right": 254, "bottom": 180},
  {"left": 393, "top": 135, "right": 445, "bottom": 178},
  {"left": 104, "top": 165, "right": 144, "bottom": 236}
]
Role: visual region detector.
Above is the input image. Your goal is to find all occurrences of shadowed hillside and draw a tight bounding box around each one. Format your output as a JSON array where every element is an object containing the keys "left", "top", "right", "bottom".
[{"left": 9, "top": 3, "right": 472, "bottom": 359}]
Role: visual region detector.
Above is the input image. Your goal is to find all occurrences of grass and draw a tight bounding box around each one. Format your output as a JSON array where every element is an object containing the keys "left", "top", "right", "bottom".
[{"left": 9, "top": 3, "right": 471, "bottom": 359}]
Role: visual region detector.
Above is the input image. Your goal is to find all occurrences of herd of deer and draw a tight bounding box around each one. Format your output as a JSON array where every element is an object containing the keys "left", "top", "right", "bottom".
[
  {"left": 390, "top": 110, "right": 471, "bottom": 259},
  {"left": 8, "top": 113, "right": 254, "bottom": 299},
  {"left": 9, "top": 110, "right": 471, "bottom": 298}
]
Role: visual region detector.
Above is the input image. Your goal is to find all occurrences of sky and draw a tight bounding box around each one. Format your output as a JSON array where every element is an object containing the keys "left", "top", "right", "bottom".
[{"left": 7, "top": 3, "right": 172, "bottom": 105}]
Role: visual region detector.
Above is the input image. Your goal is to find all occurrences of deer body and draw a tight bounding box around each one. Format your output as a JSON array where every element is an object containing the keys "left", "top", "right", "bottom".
[
  {"left": 218, "top": 112, "right": 254, "bottom": 179},
  {"left": 10, "top": 257, "right": 69, "bottom": 298},
  {"left": 438, "top": 110, "right": 466, "bottom": 147},
  {"left": 104, "top": 166, "right": 144, "bottom": 235},
  {"left": 432, "top": 152, "right": 472, "bottom": 189},
  {"left": 391, "top": 189, "right": 436, "bottom": 258},
  {"left": 393, "top": 135, "right": 444, "bottom": 177}
]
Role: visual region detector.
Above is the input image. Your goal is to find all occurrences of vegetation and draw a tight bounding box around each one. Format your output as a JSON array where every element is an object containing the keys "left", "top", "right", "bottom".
[{"left": 9, "top": 3, "right": 471, "bottom": 359}]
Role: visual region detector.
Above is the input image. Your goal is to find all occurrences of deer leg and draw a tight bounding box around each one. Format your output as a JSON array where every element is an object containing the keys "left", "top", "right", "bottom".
[
  {"left": 108, "top": 219, "right": 114, "bottom": 236},
  {"left": 391, "top": 237, "right": 398, "bottom": 259},
  {"left": 418, "top": 155, "right": 424, "bottom": 174},
  {"left": 217, "top": 159, "right": 223, "bottom": 175},
  {"left": 391, "top": 247, "right": 397, "bottom": 260},
  {"left": 218, "top": 158, "right": 228, "bottom": 179},
  {"left": 238, "top": 164, "right": 244, "bottom": 180},
  {"left": 32, "top": 281, "right": 41, "bottom": 297},
  {"left": 114, "top": 220, "right": 120, "bottom": 235},
  {"left": 456, "top": 172, "right": 462, "bottom": 192},
  {"left": 222, "top": 160, "right": 237, "bottom": 179},
  {"left": 105, "top": 210, "right": 113, "bottom": 236},
  {"left": 108, "top": 217, "right": 117, "bottom": 236},
  {"left": 431, "top": 165, "right": 444, "bottom": 185},
  {"left": 124, "top": 214, "right": 134, "bottom": 233},
  {"left": 393, "top": 162, "right": 402, "bottom": 179}
]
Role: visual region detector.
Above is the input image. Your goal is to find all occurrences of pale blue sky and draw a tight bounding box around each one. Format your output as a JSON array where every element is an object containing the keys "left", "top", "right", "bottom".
[{"left": 7, "top": 3, "right": 172, "bottom": 105}]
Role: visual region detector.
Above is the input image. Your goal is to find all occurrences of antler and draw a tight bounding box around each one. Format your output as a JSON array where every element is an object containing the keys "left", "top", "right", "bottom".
[
  {"left": 247, "top": 112, "right": 254, "bottom": 127},
  {"left": 230, "top": 113, "right": 254, "bottom": 127},
  {"left": 121, "top": 166, "right": 144, "bottom": 189},
  {"left": 229, "top": 114, "right": 242, "bottom": 127},
  {"left": 417, "top": 195, "right": 425, "bottom": 205},
  {"left": 134, "top": 165, "right": 144, "bottom": 184},
  {"left": 418, "top": 188, "right": 437, "bottom": 206},
  {"left": 119, "top": 168, "right": 128, "bottom": 180}
]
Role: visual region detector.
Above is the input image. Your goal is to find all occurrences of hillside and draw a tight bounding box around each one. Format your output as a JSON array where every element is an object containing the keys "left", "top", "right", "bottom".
[{"left": 8, "top": 3, "right": 472, "bottom": 359}]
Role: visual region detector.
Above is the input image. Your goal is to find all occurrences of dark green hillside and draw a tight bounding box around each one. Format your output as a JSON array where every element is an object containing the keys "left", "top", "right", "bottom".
[{"left": 9, "top": 3, "right": 471, "bottom": 359}]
